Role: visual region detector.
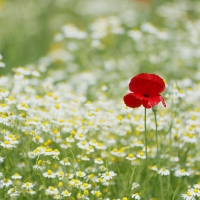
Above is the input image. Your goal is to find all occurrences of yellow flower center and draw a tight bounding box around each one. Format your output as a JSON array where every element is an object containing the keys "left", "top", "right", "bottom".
[
  {"left": 25, "top": 182, "right": 30, "bottom": 186},
  {"left": 45, "top": 148, "right": 52, "bottom": 152},
  {"left": 47, "top": 170, "right": 52, "bottom": 175},
  {"left": 4, "top": 179, "right": 9, "bottom": 183},
  {"left": 194, "top": 188, "right": 198, "bottom": 193},
  {"left": 139, "top": 152, "right": 144, "bottom": 156},
  {"left": 37, "top": 160, "right": 43, "bottom": 166},
  {"left": 35, "top": 135, "right": 40, "bottom": 141},
  {"left": 89, "top": 174, "right": 94, "bottom": 179},
  {"left": 186, "top": 191, "right": 191, "bottom": 196},
  {"left": 64, "top": 190, "right": 69, "bottom": 195},
  {"left": 77, "top": 171, "right": 82, "bottom": 176},
  {"left": 180, "top": 169, "right": 185, "bottom": 173},
  {"left": 50, "top": 186, "right": 54, "bottom": 191},
  {"left": 4, "top": 141, "right": 10, "bottom": 145},
  {"left": 79, "top": 134, "right": 83, "bottom": 138},
  {"left": 83, "top": 183, "right": 88, "bottom": 187},
  {"left": 74, "top": 179, "right": 79, "bottom": 184},
  {"left": 162, "top": 168, "right": 166, "bottom": 172},
  {"left": 95, "top": 191, "right": 101, "bottom": 197},
  {"left": 128, "top": 154, "right": 134, "bottom": 158},
  {"left": 105, "top": 172, "right": 110, "bottom": 176},
  {"left": 188, "top": 134, "right": 194, "bottom": 138}
]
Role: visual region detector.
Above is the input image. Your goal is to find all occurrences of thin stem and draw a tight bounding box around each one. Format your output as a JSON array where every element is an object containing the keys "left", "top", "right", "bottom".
[
  {"left": 129, "top": 167, "right": 135, "bottom": 185},
  {"left": 159, "top": 175, "right": 164, "bottom": 200},
  {"left": 116, "top": 164, "right": 126, "bottom": 189},
  {"left": 153, "top": 111, "right": 159, "bottom": 156},
  {"left": 144, "top": 108, "right": 148, "bottom": 166},
  {"left": 153, "top": 107, "right": 164, "bottom": 199},
  {"left": 172, "top": 179, "right": 181, "bottom": 200},
  {"left": 144, "top": 108, "right": 150, "bottom": 199}
]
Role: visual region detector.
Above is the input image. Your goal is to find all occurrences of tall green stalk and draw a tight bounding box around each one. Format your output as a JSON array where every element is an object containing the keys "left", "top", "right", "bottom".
[
  {"left": 153, "top": 107, "right": 159, "bottom": 156},
  {"left": 144, "top": 108, "right": 148, "bottom": 167},
  {"left": 144, "top": 108, "right": 150, "bottom": 199},
  {"left": 153, "top": 106, "right": 164, "bottom": 199}
]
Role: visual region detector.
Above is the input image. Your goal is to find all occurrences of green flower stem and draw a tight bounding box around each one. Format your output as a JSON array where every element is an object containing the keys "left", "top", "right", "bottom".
[
  {"left": 129, "top": 167, "right": 135, "bottom": 186},
  {"left": 144, "top": 108, "right": 150, "bottom": 198},
  {"left": 116, "top": 164, "right": 125, "bottom": 188},
  {"left": 154, "top": 111, "right": 159, "bottom": 156},
  {"left": 153, "top": 107, "right": 164, "bottom": 199},
  {"left": 172, "top": 179, "right": 181, "bottom": 200},
  {"left": 144, "top": 108, "right": 148, "bottom": 167},
  {"left": 159, "top": 175, "right": 164, "bottom": 200}
]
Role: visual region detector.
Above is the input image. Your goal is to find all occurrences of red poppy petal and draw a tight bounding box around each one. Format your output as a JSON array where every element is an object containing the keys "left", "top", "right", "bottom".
[
  {"left": 142, "top": 95, "right": 166, "bottom": 108},
  {"left": 160, "top": 96, "right": 166, "bottom": 107},
  {"left": 123, "top": 93, "right": 142, "bottom": 108},
  {"left": 129, "top": 73, "right": 165, "bottom": 96},
  {"left": 131, "top": 93, "right": 145, "bottom": 100}
]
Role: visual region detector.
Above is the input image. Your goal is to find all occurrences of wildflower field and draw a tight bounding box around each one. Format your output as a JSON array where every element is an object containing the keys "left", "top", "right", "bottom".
[{"left": 1, "top": 0, "right": 200, "bottom": 199}]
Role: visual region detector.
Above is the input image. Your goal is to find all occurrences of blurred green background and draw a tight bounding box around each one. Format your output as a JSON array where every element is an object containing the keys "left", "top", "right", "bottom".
[
  {"left": 0, "top": 0, "right": 198, "bottom": 75},
  {"left": 0, "top": 0, "right": 89, "bottom": 74}
]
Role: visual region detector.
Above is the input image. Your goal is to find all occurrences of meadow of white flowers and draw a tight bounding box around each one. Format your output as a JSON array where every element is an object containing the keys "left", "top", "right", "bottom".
[{"left": 1, "top": 0, "right": 200, "bottom": 199}]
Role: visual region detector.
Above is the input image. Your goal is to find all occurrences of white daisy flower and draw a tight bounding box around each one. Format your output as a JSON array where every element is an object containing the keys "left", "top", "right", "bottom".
[
  {"left": 94, "top": 157, "right": 104, "bottom": 164},
  {"left": 2, "top": 179, "right": 12, "bottom": 188},
  {"left": 132, "top": 182, "right": 140, "bottom": 190},
  {"left": 126, "top": 154, "right": 136, "bottom": 161},
  {"left": 60, "top": 158, "right": 71, "bottom": 166},
  {"left": 132, "top": 192, "right": 141, "bottom": 199},
  {"left": 80, "top": 183, "right": 91, "bottom": 190},
  {"left": 136, "top": 151, "right": 146, "bottom": 159},
  {"left": 76, "top": 171, "right": 86, "bottom": 178},
  {"left": 7, "top": 188, "right": 20, "bottom": 197},
  {"left": 101, "top": 171, "right": 116, "bottom": 181},
  {"left": 158, "top": 168, "right": 170, "bottom": 176},
  {"left": 151, "top": 165, "right": 158, "bottom": 171},
  {"left": 22, "top": 182, "right": 34, "bottom": 189},
  {"left": 45, "top": 186, "right": 59, "bottom": 195},
  {"left": 175, "top": 169, "right": 190, "bottom": 177},
  {"left": 181, "top": 191, "right": 195, "bottom": 200},
  {"left": 0, "top": 141, "right": 13, "bottom": 149},
  {"left": 61, "top": 190, "right": 71, "bottom": 197},
  {"left": 11, "top": 173, "right": 22, "bottom": 179},
  {"left": 43, "top": 170, "right": 56, "bottom": 178},
  {"left": 188, "top": 188, "right": 200, "bottom": 197},
  {"left": 77, "top": 141, "right": 89, "bottom": 150},
  {"left": 194, "top": 183, "right": 200, "bottom": 189}
]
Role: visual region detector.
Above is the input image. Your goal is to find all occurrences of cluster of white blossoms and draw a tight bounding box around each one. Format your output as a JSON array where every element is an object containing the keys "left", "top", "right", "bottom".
[{"left": 0, "top": 56, "right": 200, "bottom": 199}]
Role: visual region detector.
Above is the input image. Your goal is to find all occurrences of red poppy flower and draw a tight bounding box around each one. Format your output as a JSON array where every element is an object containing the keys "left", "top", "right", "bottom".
[{"left": 123, "top": 73, "right": 166, "bottom": 109}]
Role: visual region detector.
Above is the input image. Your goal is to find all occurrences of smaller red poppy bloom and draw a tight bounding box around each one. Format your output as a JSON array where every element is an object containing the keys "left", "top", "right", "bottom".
[{"left": 123, "top": 73, "right": 166, "bottom": 109}]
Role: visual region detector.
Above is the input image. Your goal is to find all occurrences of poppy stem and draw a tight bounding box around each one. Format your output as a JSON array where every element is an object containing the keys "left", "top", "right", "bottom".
[
  {"left": 144, "top": 108, "right": 148, "bottom": 167},
  {"left": 144, "top": 108, "right": 150, "bottom": 198},
  {"left": 153, "top": 106, "right": 164, "bottom": 199},
  {"left": 153, "top": 111, "right": 159, "bottom": 156}
]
